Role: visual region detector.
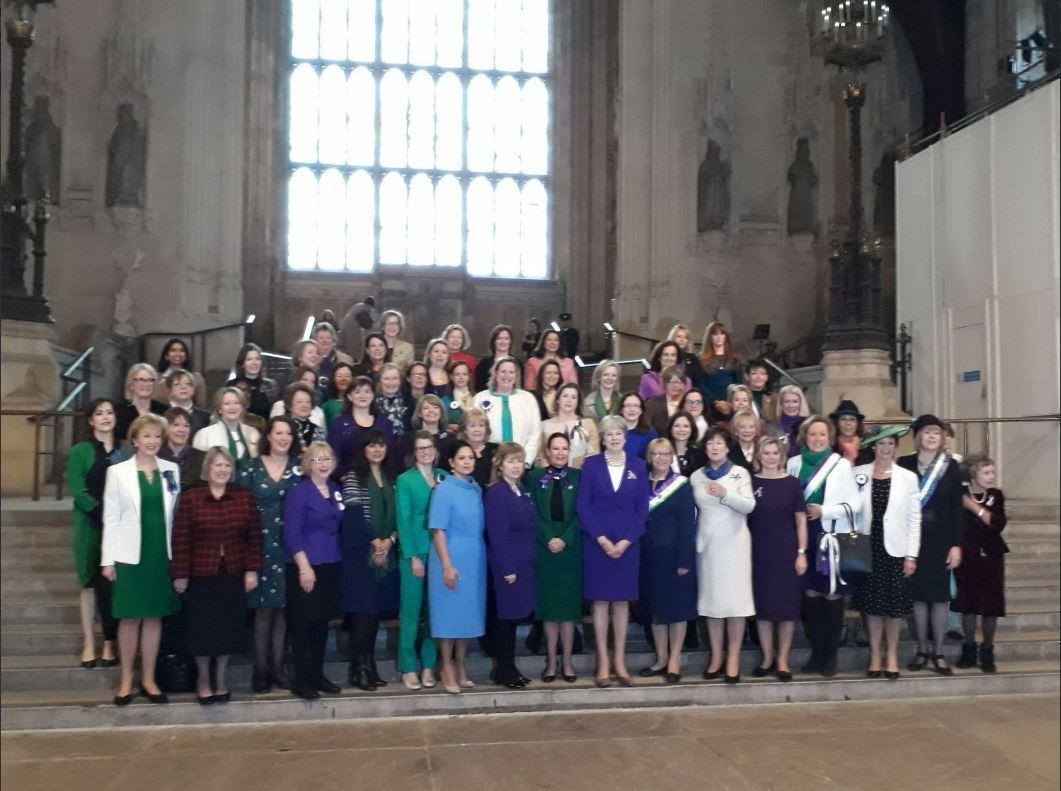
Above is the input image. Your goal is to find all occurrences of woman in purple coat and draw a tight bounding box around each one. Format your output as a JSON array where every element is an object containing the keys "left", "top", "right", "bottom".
[
  {"left": 576, "top": 415, "right": 650, "bottom": 688},
  {"left": 327, "top": 376, "right": 395, "bottom": 481},
  {"left": 484, "top": 442, "right": 538, "bottom": 689}
]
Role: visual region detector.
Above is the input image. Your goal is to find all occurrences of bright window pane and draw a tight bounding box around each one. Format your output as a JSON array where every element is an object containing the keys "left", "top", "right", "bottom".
[
  {"left": 467, "top": 75, "right": 494, "bottom": 172},
  {"left": 436, "top": 0, "right": 463, "bottom": 68},
  {"left": 319, "top": 0, "right": 348, "bottom": 60},
  {"left": 381, "top": 0, "right": 409, "bottom": 64},
  {"left": 494, "top": 178, "right": 521, "bottom": 277},
  {"left": 379, "top": 172, "right": 407, "bottom": 264},
  {"left": 288, "top": 168, "right": 318, "bottom": 270},
  {"left": 467, "top": 0, "right": 494, "bottom": 70},
  {"left": 494, "top": 76, "right": 521, "bottom": 173},
  {"left": 290, "top": 64, "right": 319, "bottom": 163},
  {"left": 522, "top": 0, "right": 548, "bottom": 72},
  {"left": 466, "top": 176, "right": 493, "bottom": 276},
  {"left": 435, "top": 175, "right": 462, "bottom": 266},
  {"left": 408, "top": 70, "right": 435, "bottom": 169},
  {"left": 521, "top": 77, "right": 547, "bottom": 174},
  {"left": 379, "top": 68, "right": 408, "bottom": 167},
  {"left": 348, "top": 0, "right": 376, "bottom": 61},
  {"left": 408, "top": 0, "right": 435, "bottom": 66},
  {"left": 346, "top": 170, "right": 375, "bottom": 271},
  {"left": 521, "top": 178, "right": 547, "bottom": 277},
  {"left": 347, "top": 67, "right": 375, "bottom": 166},
  {"left": 317, "top": 169, "right": 346, "bottom": 270},
  {"left": 407, "top": 174, "right": 435, "bottom": 266},
  {"left": 291, "top": 0, "right": 320, "bottom": 59},
  {"left": 318, "top": 65, "right": 347, "bottom": 164},
  {"left": 494, "top": 0, "right": 521, "bottom": 72},
  {"left": 436, "top": 73, "right": 462, "bottom": 170}
]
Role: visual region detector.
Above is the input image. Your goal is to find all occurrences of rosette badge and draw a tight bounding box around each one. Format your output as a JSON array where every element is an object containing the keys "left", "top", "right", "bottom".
[
  {"left": 854, "top": 473, "right": 869, "bottom": 489},
  {"left": 162, "top": 470, "right": 179, "bottom": 494},
  {"left": 449, "top": 400, "right": 461, "bottom": 411},
  {"left": 480, "top": 400, "right": 493, "bottom": 412}
]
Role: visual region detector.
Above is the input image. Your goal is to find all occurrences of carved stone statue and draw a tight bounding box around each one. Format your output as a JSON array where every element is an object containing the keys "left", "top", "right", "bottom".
[
  {"left": 872, "top": 149, "right": 896, "bottom": 238},
  {"left": 786, "top": 137, "right": 818, "bottom": 235},
  {"left": 105, "top": 103, "right": 147, "bottom": 208},
  {"left": 696, "top": 139, "right": 730, "bottom": 232},
  {"left": 24, "top": 96, "right": 62, "bottom": 204}
]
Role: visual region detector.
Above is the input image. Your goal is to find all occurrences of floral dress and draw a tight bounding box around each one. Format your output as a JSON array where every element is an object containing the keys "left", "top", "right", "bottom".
[{"left": 238, "top": 456, "right": 303, "bottom": 608}]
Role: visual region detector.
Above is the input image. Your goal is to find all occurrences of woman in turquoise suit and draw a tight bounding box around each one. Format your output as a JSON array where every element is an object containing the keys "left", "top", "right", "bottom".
[{"left": 428, "top": 440, "right": 487, "bottom": 694}]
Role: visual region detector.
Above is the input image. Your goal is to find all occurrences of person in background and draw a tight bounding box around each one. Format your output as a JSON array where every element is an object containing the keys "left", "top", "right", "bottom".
[
  {"left": 278, "top": 383, "right": 327, "bottom": 452},
  {"left": 193, "top": 387, "right": 261, "bottom": 466},
  {"left": 747, "top": 436, "right": 807, "bottom": 681},
  {"left": 238, "top": 416, "right": 302, "bottom": 694},
  {"left": 521, "top": 318, "right": 543, "bottom": 357},
  {"left": 379, "top": 309, "right": 415, "bottom": 370},
  {"left": 313, "top": 322, "right": 354, "bottom": 380},
  {"left": 558, "top": 312, "right": 580, "bottom": 359},
  {"left": 583, "top": 360, "right": 622, "bottom": 423},
  {"left": 953, "top": 456, "right": 1008, "bottom": 674},
  {"left": 476, "top": 324, "right": 523, "bottom": 392},
  {"left": 376, "top": 363, "right": 415, "bottom": 440},
  {"left": 638, "top": 438, "right": 698, "bottom": 684},
  {"left": 472, "top": 357, "right": 542, "bottom": 460},
  {"left": 727, "top": 410, "right": 761, "bottom": 471},
  {"left": 640, "top": 341, "right": 691, "bottom": 401},
  {"left": 340, "top": 295, "right": 378, "bottom": 349},
  {"left": 274, "top": 366, "right": 321, "bottom": 419},
  {"left": 443, "top": 323, "right": 478, "bottom": 381},
  {"left": 698, "top": 321, "right": 743, "bottom": 422},
  {"left": 395, "top": 432, "right": 445, "bottom": 690},
  {"left": 158, "top": 407, "right": 206, "bottom": 488},
  {"left": 899, "top": 414, "right": 964, "bottom": 677},
  {"left": 830, "top": 400, "right": 873, "bottom": 465},
  {"left": 115, "top": 363, "right": 168, "bottom": 442},
  {"left": 164, "top": 369, "right": 210, "bottom": 436},
  {"left": 618, "top": 392, "right": 658, "bottom": 460},
  {"left": 526, "top": 433, "right": 583, "bottom": 684},
  {"left": 428, "top": 442, "right": 488, "bottom": 694},
  {"left": 667, "top": 323, "right": 703, "bottom": 385},
  {"left": 665, "top": 412, "right": 705, "bottom": 477},
  {"left": 282, "top": 441, "right": 343, "bottom": 700},
  {"left": 170, "top": 448, "right": 261, "bottom": 704},
  {"left": 644, "top": 365, "right": 692, "bottom": 435},
  {"left": 744, "top": 359, "right": 777, "bottom": 422},
  {"left": 852, "top": 426, "right": 920, "bottom": 680},
  {"left": 677, "top": 390, "right": 709, "bottom": 441},
  {"left": 101, "top": 414, "right": 182, "bottom": 706},
  {"left": 288, "top": 339, "right": 322, "bottom": 395},
  {"left": 154, "top": 338, "right": 206, "bottom": 407},
  {"left": 66, "top": 398, "right": 126, "bottom": 670},
  {"left": 577, "top": 415, "right": 650, "bottom": 688},
  {"left": 523, "top": 329, "right": 577, "bottom": 390},
  {"left": 227, "top": 343, "right": 278, "bottom": 423},
  {"left": 404, "top": 361, "right": 430, "bottom": 402},
  {"left": 461, "top": 408, "right": 498, "bottom": 486},
  {"left": 532, "top": 358, "right": 563, "bottom": 420},
  {"left": 536, "top": 382, "right": 600, "bottom": 469},
  {"left": 322, "top": 362, "right": 355, "bottom": 426},
  {"left": 484, "top": 442, "right": 538, "bottom": 689},
  {"left": 769, "top": 384, "right": 811, "bottom": 458},
  {"left": 350, "top": 332, "right": 390, "bottom": 384},
  {"left": 424, "top": 337, "right": 453, "bottom": 398}
]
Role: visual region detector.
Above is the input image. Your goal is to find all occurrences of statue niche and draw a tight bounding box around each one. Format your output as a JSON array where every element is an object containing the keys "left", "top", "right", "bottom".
[
  {"left": 105, "top": 102, "right": 147, "bottom": 208},
  {"left": 786, "top": 137, "right": 817, "bottom": 235},
  {"left": 872, "top": 149, "right": 896, "bottom": 238},
  {"left": 24, "top": 95, "right": 62, "bottom": 204},
  {"left": 696, "top": 139, "right": 730, "bottom": 232}
]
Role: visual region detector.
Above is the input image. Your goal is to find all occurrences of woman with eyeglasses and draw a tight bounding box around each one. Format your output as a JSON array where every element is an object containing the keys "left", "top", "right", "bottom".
[
  {"left": 618, "top": 392, "right": 658, "bottom": 461},
  {"left": 380, "top": 310, "right": 415, "bottom": 370},
  {"left": 639, "top": 341, "right": 691, "bottom": 402},
  {"left": 115, "top": 363, "right": 168, "bottom": 442},
  {"left": 282, "top": 441, "right": 343, "bottom": 699},
  {"left": 677, "top": 390, "right": 709, "bottom": 442}
]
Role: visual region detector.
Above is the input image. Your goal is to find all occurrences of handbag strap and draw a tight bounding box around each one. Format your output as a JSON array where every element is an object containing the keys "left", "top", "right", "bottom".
[{"left": 828, "top": 502, "right": 855, "bottom": 534}]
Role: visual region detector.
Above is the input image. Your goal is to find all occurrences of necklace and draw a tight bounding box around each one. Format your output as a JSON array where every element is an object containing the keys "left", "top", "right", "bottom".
[
  {"left": 605, "top": 452, "right": 625, "bottom": 467},
  {"left": 970, "top": 489, "right": 987, "bottom": 503}
]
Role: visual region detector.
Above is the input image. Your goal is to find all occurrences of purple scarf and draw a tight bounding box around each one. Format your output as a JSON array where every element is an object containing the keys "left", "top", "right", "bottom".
[{"left": 539, "top": 466, "right": 569, "bottom": 488}]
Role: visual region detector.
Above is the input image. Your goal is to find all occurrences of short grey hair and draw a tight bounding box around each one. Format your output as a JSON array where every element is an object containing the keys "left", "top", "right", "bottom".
[
  {"left": 599, "top": 414, "right": 628, "bottom": 437},
  {"left": 201, "top": 446, "right": 235, "bottom": 479}
]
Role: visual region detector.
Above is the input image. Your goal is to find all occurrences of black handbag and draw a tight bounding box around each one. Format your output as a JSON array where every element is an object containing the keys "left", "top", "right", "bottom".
[{"left": 833, "top": 503, "right": 872, "bottom": 576}]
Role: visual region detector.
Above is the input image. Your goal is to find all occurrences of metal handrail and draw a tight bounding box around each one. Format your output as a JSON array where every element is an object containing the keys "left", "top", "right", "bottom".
[
  {"left": 863, "top": 414, "right": 1060, "bottom": 462},
  {"left": 61, "top": 346, "right": 95, "bottom": 380},
  {"left": 0, "top": 408, "right": 84, "bottom": 500},
  {"left": 574, "top": 355, "right": 650, "bottom": 371},
  {"left": 761, "top": 357, "right": 805, "bottom": 389},
  {"left": 55, "top": 382, "right": 87, "bottom": 412}
]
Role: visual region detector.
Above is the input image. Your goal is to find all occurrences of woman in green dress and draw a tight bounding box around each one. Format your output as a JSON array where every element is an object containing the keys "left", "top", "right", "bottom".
[
  {"left": 237, "top": 416, "right": 303, "bottom": 693},
  {"left": 395, "top": 430, "right": 446, "bottom": 690},
  {"left": 66, "top": 398, "right": 128, "bottom": 669},
  {"left": 526, "top": 432, "right": 583, "bottom": 683},
  {"left": 101, "top": 414, "right": 182, "bottom": 706}
]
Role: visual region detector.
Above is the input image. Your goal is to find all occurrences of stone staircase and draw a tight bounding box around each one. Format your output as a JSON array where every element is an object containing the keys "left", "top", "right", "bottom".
[{"left": 1, "top": 498, "right": 1058, "bottom": 731}]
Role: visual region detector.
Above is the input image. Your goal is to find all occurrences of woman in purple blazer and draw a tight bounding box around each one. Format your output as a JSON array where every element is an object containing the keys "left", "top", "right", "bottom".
[
  {"left": 576, "top": 415, "right": 650, "bottom": 688},
  {"left": 484, "top": 442, "right": 538, "bottom": 689}
]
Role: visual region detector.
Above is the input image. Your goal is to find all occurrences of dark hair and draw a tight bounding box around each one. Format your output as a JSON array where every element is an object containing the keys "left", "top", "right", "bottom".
[
  {"left": 545, "top": 431, "right": 570, "bottom": 454},
  {"left": 404, "top": 362, "right": 429, "bottom": 395},
  {"left": 830, "top": 412, "right": 865, "bottom": 439},
  {"left": 553, "top": 382, "right": 584, "bottom": 416},
  {"left": 447, "top": 358, "right": 471, "bottom": 383},
  {"left": 536, "top": 359, "right": 563, "bottom": 393},
  {"left": 488, "top": 324, "right": 514, "bottom": 355},
  {"left": 528, "top": 318, "right": 542, "bottom": 331},
  {"left": 703, "top": 426, "right": 732, "bottom": 448},
  {"left": 666, "top": 410, "right": 700, "bottom": 447},
  {"left": 342, "top": 375, "right": 379, "bottom": 416},
  {"left": 162, "top": 406, "right": 191, "bottom": 425},
  {"left": 745, "top": 357, "right": 769, "bottom": 375},
  {"left": 619, "top": 391, "right": 651, "bottom": 432},
  {"left": 533, "top": 329, "right": 564, "bottom": 359},
  {"left": 677, "top": 390, "right": 705, "bottom": 412},
  {"left": 326, "top": 362, "right": 356, "bottom": 400},
  {"left": 291, "top": 365, "right": 318, "bottom": 388},
  {"left": 84, "top": 397, "right": 117, "bottom": 422},
  {"left": 283, "top": 382, "right": 316, "bottom": 412},
  {"left": 445, "top": 439, "right": 473, "bottom": 468},
  {"left": 352, "top": 428, "right": 391, "bottom": 481},
  {"left": 260, "top": 416, "right": 299, "bottom": 457},
  {"left": 407, "top": 429, "right": 439, "bottom": 468},
  {"left": 649, "top": 340, "right": 682, "bottom": 373},
  {"left": 234, "top": 342, "right": 264, "bottom": 376},
  {"left": 157, "top": 338, "right": 191, "bottom": 373},
  {"left": 361, "top": 332, "right": 391, "bottom": 366}
]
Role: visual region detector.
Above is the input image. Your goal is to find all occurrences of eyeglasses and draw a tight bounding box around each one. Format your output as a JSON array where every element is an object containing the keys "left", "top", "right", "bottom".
[
  {"left": 684, "top": 398, "right": 703, "bottom": 406},
  {"left": 132, "top": 377, "right": 156, "bottom": 384},
  {"left": 414, "top": 446, "right": 435, "bottom": 453},
  {"left": 649, "top": 451, "right": 674, "bottom": 458},
  {"left": 310, "top": 456, "right": 334, "bottom": 463}
]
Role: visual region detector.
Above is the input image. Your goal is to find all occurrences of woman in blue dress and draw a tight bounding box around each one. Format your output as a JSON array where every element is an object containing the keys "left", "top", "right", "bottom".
[
  {"left": 237, "top": 416, "right": 303, "bottom": 693},
  {"left": 428, "top": 440, "right": 487, "bottom": 694}
]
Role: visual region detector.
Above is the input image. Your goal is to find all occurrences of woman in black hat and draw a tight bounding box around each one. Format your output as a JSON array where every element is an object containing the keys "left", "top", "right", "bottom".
[
  {"left": 898, "top": 415, "right": 964, "bottom": 675},
  {"left": 829, "top": 400, "right": 873, "bottom": 465}
]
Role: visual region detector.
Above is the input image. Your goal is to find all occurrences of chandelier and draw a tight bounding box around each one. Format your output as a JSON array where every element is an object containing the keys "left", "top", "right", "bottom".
[{"left": 816, "top": 1, "right": 892, "bottom": 70}]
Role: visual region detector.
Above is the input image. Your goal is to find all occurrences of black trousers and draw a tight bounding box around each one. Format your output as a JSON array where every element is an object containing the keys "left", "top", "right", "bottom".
[
  {"left": 494, "top": 618, "right": 520, "bottom": 680},
  {"left": 290, "top": 619, "right": 329, "bottom": 689},
  {"left": 90, "top": 573, "right": 118, "bottom": 642},
  {"left": 348, "top": 612, "right": 380, "bottom": 661}
]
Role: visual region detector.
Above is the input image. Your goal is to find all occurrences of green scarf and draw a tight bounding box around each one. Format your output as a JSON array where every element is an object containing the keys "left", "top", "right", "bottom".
[
  {"left": 798, "top": 446, "right": 832, "bottom": 505},
  {"left": 491, "top": 390, "right": 514, "bottom": 442},
  {"left": 593, "top": 391, "right": 615, "bottom": 421},
  {"left": 225, "top": 423, "right": 250, "bottom": 464}
]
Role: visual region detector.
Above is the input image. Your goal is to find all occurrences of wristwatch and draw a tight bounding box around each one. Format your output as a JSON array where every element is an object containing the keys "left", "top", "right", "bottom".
[{"left": 796, "top": 548, "right": 807, "bottom": 555}]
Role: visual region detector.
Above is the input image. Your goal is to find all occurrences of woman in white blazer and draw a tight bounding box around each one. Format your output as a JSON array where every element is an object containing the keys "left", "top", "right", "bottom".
[
  {"left": 472, "top": 356, "right": 541, "bottom": 462},
  {"left": 101, "top": 414, "right": 182, "bottom": 706},
  {"left": 852, "top": 426, "right": 921, "bottom": 679},
  {"left": 193, "top": 386, "right": 261, "bottom": 464},
  {"left": 692, "top": 427, "right": 756, "bottom": 683},
  {"left": 786, "top": 416, "right": 861, "bottom": 677}
]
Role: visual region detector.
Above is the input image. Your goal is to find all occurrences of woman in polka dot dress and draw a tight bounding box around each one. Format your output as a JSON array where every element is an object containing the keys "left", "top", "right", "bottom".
[{"left": 239, "top": 416, "right": 304, "bottom": 693}]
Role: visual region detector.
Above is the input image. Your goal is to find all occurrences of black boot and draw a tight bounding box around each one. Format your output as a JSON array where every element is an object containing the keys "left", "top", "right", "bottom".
[
  {"left": 978, "top": 643, "right": 997, "bottom": 674},
  {"left": 251, "top": 667, "right": 271, "bottom": 694},
  {"left": 955, "top": 641, "right": 978, "bottom": 669},
  {"left": 801, "top": 597, "right": 824, "bottom": 674},
  {"left": 349, "top": 656, "right": 377, "bottom": 691},
  {"left": 819, "top": 598, "right": 846, "bottom": 678},
  {"left": 367, "top": 655, "right": 388, "bottom": 687}
]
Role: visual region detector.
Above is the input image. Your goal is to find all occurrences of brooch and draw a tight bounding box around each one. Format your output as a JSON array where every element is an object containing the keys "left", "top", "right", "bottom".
[
  {"left": 161, "top": 469, "right": 179, "bottom": 495},
  {"left": 626, "top": 471, "right": 637, "bottom": 481},
  {"left": 854, "top": 473, "right": 869, "bottom": 489},
  {"left": 333, "top": 490, "right": 345, "bottom": 511},
  {"left": 480, "top": 400, "right": 493, "bottom": 412},
  {"left": 449, "top": 400, "right": 461, "bottom": 410},
  {"left": 753, "top": 486, "right": 763, "bottom": 499},
  {"left": 284, "top": 465, "right": 302, "bottom": 479},
  {"left": 435, "top": 472, "right": 446, "bottom": 483}
]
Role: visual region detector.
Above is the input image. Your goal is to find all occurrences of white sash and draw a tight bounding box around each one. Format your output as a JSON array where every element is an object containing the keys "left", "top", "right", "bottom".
[
  {"left": 649, "top": 475, "right": 688, "bottom": 512},
  {"left": 802, "top": 453, "right": 841, "bottom": 502}
]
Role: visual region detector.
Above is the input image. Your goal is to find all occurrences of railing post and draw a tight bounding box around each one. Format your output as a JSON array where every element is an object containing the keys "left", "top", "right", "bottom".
[{"left": 31, "top": 418, "right": 41, "bottom": 501}]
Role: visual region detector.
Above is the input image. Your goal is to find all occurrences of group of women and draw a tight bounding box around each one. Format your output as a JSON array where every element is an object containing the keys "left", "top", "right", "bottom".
[{"left": 66, "top": 321, "right": 1010, "bottom": 705}]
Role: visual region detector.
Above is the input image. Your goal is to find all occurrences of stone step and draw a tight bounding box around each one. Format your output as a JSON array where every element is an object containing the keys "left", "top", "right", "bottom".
[
  {"left": 1007, "top": 559, "right": 1060, "bottom": 582},
  {"left": 1, "top": 661, "right": 1057, "bottom": 732},
  {"left": 1005, "top": 501, "right": 1060, "bottom": 523},
  {"left": 0, "top": 524, "right": 71, "bottom": 549},
  {"left": 1004, "top": 539, "right": 1061, "bottom": 559},
  {"left": 0, "top": 547, "right": 74, "bottom": 574},
  {"left": 1004, "top": 521, "right": 1061, "bottom": 540},
  {"left": 0, "top": 505, "right": 72, "bottom": 528}
]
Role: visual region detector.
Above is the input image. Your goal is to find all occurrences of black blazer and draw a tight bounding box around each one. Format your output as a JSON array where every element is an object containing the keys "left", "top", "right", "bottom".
[{"left": 897, "top": 454, "right": 964, "bottom": 549}]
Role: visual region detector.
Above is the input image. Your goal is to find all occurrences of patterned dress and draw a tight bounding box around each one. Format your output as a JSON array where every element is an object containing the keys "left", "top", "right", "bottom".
[
  {"left": 853, "top": 477, "right": 913, "bottom": 618},
  {"left": 238, "top": 456, "right": 303, "bottom": 608}
]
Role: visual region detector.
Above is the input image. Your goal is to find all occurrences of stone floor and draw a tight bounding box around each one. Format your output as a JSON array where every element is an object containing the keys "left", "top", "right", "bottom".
[{"left": 2, "top": 693, "right": 1057, "bottom": 791}]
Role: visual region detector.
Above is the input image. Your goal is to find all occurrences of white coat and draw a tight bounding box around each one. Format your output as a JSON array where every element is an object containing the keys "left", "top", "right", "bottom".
[
  {"left": 691, "top": 464, "right": 757, "bottom": 618},
  {"left": 852, "top": 463, "right": 922, "bottom": 558},
  {"left": 100, "top": 456, "right": 181, "bottom": 566}
]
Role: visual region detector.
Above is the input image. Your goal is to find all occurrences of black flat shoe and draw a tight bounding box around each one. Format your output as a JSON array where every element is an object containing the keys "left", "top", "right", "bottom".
[
  {"left": 616, "top": 675, "right": 633, "bottom": 687},
  {"left": 866, "top": 669, "right": 882, "bottom": 678},
  {"left": 884, "top": 671, "right": 900, "bottom": 680},
  {"left": 540, "top": 669, "right": 557, "bottom": 683},
  {"left": 316, "top": 677, "right": 342, "bottom": 694},
  {"left": 517, "top": 674, "right": 532, "bottom": 686},
  {"left": 664, "top": 672, "right": 681, "bottom": 685},
  {"left": 292, "top": 686, "right": 320, "bottom": 700},
  {"left": 251, "top": 672, "right": 271, "bottom": 694},
  {"left": 724, "top": 673, "right": 740, "bottom": 685},
  {"left": 752, "top": 662, "right": 776, "bottom": 678},
  {"left": 196, "top": 694, "right": 214, "bottom": 706},
  {"left": 638, "top": 665, "right": 666, "bottom": 678},
  {"left": 99, "top": 657, "right": 119, "bottom": 668},
  {"left": 562, "top": 673, "right": 578, "bottom": 683},
  {"left": 113, "top": 692, "right": 135, "bottom": 706},
  {"left": 930, "top": 655, "right": 954, "bottom": 676},
  {"left": 702, "top": 667, "right": 723, "bottom": 680},
  {"left": 907, "top": 651, "right": 929, "bottom": 672},
  {"left": 80, "top": 658, "right": 98, "bottom": 669},
  {"left": 139, "top": 687, "right": 169, "bottom": 704},
  {"left": 776, "top": 670, "right": 793, "bottom": 682},
  {"left": 213, "top": 692, "right": 231, "bottom": 704}
]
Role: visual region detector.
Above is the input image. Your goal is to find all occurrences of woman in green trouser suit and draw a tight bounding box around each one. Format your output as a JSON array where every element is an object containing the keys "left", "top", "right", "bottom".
[
  {"left": 395, "top": 430, "right": 446, "bottom": 690},
  {"left": 526, "top": 432, "right": 583, "bottom": 683}
]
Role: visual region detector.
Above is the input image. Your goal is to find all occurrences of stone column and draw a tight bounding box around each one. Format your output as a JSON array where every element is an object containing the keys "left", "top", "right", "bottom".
[{"left": 1, "top": 319, "right": 59, "bottom": 496}]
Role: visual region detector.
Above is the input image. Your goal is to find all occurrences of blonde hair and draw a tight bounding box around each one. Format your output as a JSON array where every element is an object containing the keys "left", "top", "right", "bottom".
[
  {"left": 753, "top": 436, "right": 785, "bottom": 473},
  {"left": 590, "top": 359, "right": 620, "bottom": 392},
  {"left": 489, "top": 441, "right": 526, "bottom": 484},
  {"left": 488, "top": 356, "right": 523, "bottom": 391},
  {"left": 646, "top": 436, "right": 675, "bottom": 460},
  {"left": 442, "top": 323, "right": 470, "bottom": 351},
  {"left": 666, "top": 324, "right": 692, "bottom": 345},
  {"left": 797, "top": 414, "right": 835, "bottom": 446},
  {"left": 124, "top": 363, "right": 159, "bottom": 399},
  {"left": 212, "top": 386, "right": 248, "bottom": 415},
  {"left": 777, "top": 384, "right": 811, "bottom": 417},
  {"left": 727, "top": 384, "right": 753, "bottom": 405},
  {"left": 730, "top": 409, "right": 760, "bottom": 434},
  {"left": 128, "top": 413, "right": 167, "bottom": 444},
  {"left": 300, "top": 441, "right": 335, "bottom": 472},
  {"left": 201, "top": 446, "right": 236, "bottom": 479},
  {"left": 460, "top": 407, "right": 489, "bottom": 433},
  {"left": 413, "top": 394, "right": 446, "bottom": 427},
  {"left": 423, "top": 337, "right": 451, "bottom": 366}
]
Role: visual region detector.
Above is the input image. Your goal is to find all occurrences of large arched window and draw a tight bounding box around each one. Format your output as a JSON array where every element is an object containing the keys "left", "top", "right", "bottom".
[{"left": 287, "top": 0, "right": 550, "bottom": 279}]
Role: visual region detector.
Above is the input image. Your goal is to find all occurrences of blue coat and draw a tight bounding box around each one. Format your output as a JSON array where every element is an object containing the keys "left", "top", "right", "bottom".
[
  {"left": 484, "top": 482, "right": 538, "bottom": 621},
  {"left": 640, "top": 478, "right": 699, "bottom": 624}
]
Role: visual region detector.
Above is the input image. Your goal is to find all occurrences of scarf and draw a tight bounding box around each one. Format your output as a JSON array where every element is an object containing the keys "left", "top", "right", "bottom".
[
  {"left": 798, "top": 446, "right": 832, "bottom": 505},
  {"left": 592, "top": 391, "right": 616, "bottom": 421},
  {"left": 292, "top": 416, "right": 316, "bottom": 450},
  {"left": 490, "top": 390, "right": 514, "bottom": 441},
  {"left": 704, "top": 459, "right": 734, "bottom": 480},
  {"left": 837, "top": 435, "right": 860, "bottom": 463},
  {"left": 539, "top": 465, "right": 568, "bottom": 487},
  {"left": 225, "top": 422, "right": 249, "bottom": 461},
  {"left": 376, "top": 393, "right": 408, "bottom": 436}
]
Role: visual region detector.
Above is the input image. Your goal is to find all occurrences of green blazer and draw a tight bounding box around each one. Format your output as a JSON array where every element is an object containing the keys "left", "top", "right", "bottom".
[
  {"left": 395, "top": 467, "right": 446, "bottom": 561},
  {"left": 525, "top": 466, "right": 581, "bottom": 548}
]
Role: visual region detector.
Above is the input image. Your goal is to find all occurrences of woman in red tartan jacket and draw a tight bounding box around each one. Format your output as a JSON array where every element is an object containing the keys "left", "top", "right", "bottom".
[{"left": 171, "top": 447, "right": 262, "bottom": 704}]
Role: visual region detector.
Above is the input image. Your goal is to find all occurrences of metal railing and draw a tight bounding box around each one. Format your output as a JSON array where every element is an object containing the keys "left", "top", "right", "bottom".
[
  {"left": 0, "top": 408, "right": 83, "bottom": 500},
  {"left": 139, "top": 315, "right": 256, "bottom": 379},
  {"left": 864, "top": 413, "right": 1060, "bottom": 460}
]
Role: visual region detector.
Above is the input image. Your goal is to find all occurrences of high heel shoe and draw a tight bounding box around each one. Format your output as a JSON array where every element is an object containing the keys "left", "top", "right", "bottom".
[
  {"left": 593, "top": 676, "right": 611, "bottom": 688},
  {"left": 139, "top": 686, "right": 169, "bottom": 704},
  {"left": 562, "top": 670, "right": 578, "bottom": 683},
  {"left": 866, "top": 669, "right": 882, "bottom": 678},
  {"left": 930, "top": 654, "right": 954, "bottom": 676},
  {"left": 907, "top": 651, "right": 929, "bottom": 672},
  {"left": 702, "top": 666, "right": 723, "bottom": 681},
  {"left": 458, "top": 678, "right": 475, "bottom": 689},
  {"left": 664, "top": 672, "right": 681, "bottom": 685},
  {"left": 724, "top": 673, "right": 740, "bottom": 685},
  {"left": 775, "top": 669, "right": 793, "bottom": 682},
  {"left": 80, "top": 658, "right": 99, "bottom": 670},
  {"left": 540, "top": 666, "right": 557, "bottom": 683},
  {"left": 884, "top": 670, "right": 900, "bottom": 680},
  {"left": 401, "top": 672, "right": 422, "bottom": 690}
]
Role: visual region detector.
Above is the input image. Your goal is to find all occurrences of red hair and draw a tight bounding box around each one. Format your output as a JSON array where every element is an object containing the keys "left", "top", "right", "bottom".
[{"left": 699, "top": 321, "right": 736, "bottom": 368}]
